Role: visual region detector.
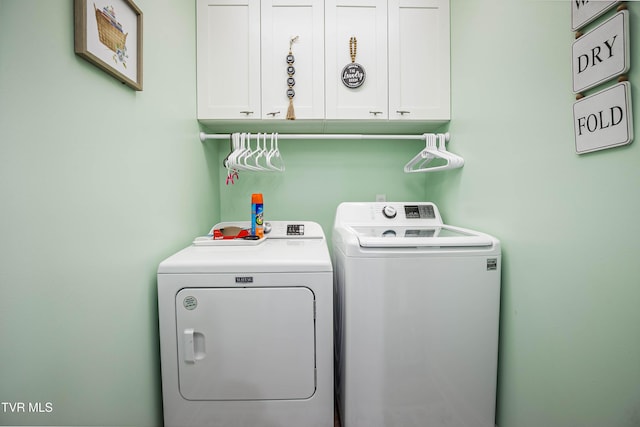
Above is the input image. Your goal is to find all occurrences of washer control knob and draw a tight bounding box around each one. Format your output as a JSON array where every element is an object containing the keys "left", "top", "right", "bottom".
[{"left": 382, "top": 205, "right": 397, "bottom": 219}]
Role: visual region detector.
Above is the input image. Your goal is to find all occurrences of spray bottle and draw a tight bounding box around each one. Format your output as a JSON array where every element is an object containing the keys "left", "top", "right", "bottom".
[{"left": 251, "top": 193, "right": 264, "bottom": 238}]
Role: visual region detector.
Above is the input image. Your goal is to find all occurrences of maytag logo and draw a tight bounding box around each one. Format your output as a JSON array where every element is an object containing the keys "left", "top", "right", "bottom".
[{"left": 235, "top": 276, "right": 254, "bottom": 283}]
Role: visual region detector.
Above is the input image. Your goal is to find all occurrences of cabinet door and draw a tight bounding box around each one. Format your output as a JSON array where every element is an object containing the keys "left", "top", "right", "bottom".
[
  {"left": 197, "top": 0, "right": 261, "bottom": 120},
  {"left": 388, "top": 0, "right": 450, "bottom": 120},
  {"left": 325, "top": 0, "right": 388, "bottom": 120},
  {"left": 262, "top": 0, "right": 325, "bottom": 120}
]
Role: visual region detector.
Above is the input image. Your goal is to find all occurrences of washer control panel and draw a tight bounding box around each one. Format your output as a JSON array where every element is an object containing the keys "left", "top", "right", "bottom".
[
  {"left": 334, "top": 202, "right": 443, "bottom": 227},
  {"left": 379, "top": 204, "right": 437, "bottom": 221},
  {"left": 402, "top": 204, "right": 435, "bottom": 219}
]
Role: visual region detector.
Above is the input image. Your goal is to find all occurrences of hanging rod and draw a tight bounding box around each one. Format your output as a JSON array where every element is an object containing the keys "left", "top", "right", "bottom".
[{"left": 199, "top": 132, "right": 449, "bottom": 142}]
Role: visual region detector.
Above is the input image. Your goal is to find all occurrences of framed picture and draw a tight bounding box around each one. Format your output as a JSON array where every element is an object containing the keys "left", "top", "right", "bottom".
[{"left": 74, "top": 0, "right": 143, "bottom": 91}]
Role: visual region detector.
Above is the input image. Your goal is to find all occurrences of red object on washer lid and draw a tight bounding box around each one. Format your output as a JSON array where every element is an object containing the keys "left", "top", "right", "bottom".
[{"left": 212, "top": 227, "right": 250, "bottom": 240}]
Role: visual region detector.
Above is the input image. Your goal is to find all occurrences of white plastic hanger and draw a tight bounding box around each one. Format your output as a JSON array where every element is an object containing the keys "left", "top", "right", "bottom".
[
  {"left": 241, "top": 133, "right": 264, "bottom": 171},
  {"left": 266, "top": 133, "right": 285, "bottom": 172},
  {"left": 403, "top": 133, "right": 463, "bottom": 173},
  {"left": 404, "top": 133, "right": 438, "bottom": 172},
  {"left": 236, "top": 133, "right": 253, "bottom": 170},
  {"left": 224, "top": 133, "right": 241, "bottom": 184},
  {"left": 227, "top": 132, "right": 246, "bottom": 170},
  {"left": 252, "top": 133, "right": 268, "bottom": 170},
  {"left": 435, "top": 133, "right": 464, "bottom": 169}
]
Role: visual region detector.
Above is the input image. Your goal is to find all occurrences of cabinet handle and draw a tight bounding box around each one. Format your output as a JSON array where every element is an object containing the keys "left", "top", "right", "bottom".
[
  {"left": 239, "top": 111, "right": 254, "bottom": 116},
  {"left": 396, "top": 110, "right": 411, "bottom": 115},
  {"left": 267, "top": 111, "right": 281, "bottom": 117},
  {"left": 369, "top": 111, "right": 383, "bottom": 116}
]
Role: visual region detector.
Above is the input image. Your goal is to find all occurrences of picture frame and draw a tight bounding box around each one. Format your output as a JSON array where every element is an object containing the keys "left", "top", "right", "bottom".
[{"left": 74, "top": 0, "right": 143, "bottom": 91}]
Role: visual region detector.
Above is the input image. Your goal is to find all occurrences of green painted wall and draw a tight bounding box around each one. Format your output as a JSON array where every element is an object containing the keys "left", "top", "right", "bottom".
[
  {"left": 0, "top": 1, "right": 216, "bottom": 426},
  {"left": 435, "top": 1, "right": 640, "bottom": 427}
]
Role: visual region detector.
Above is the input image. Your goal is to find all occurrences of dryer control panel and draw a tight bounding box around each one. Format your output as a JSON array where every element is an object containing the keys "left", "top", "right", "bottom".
[{"left": 265, "top": 221, "right": 324, "bottom": 239}]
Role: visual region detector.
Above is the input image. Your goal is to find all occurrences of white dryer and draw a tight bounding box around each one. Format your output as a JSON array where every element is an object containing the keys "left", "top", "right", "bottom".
[
  {"left": 332, "top": 202, "right": 501, "bottom": 427},
  {"left": 157, "top": 221, "right": 333, "bottom": 427}
]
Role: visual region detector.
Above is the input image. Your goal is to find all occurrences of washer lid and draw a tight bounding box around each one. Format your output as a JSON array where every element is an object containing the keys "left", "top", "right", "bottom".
[{"left": 349, "top": 225, "right": 495, "bottom": 248}]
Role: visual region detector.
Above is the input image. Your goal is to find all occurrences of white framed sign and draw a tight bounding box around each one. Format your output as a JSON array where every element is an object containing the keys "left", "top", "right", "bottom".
[
  {"left": 571, "top": 0, "right": 618, "bottom": 31},
  {"left": 573, "top": 82, "right": 633, "bottom": 154},
  {"left": 572, "top": 11, "right": 629, "bottom": 93}
]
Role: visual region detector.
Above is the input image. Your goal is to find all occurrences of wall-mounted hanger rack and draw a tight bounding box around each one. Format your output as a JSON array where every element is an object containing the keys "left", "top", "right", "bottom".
[
  {"left": 201, "top": 131, "right": 462, "bottom": 177},
  {"left": 200, "top": 132, "right": 450, "bottom": 142}
]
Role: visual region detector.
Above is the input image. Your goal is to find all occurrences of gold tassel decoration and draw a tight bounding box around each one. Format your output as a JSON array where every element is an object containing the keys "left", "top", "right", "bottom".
[
  {"left": 286, "top": 97, "right": 295, "bottom": 120},
  {"left": 286, "top": 36, "right": 298, "bottom": 121}
]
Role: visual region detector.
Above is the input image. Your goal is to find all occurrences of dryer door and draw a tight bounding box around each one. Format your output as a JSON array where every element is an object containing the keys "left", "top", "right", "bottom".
[{"left": 175, "top": 287, "right": 316, "bottom": 401}]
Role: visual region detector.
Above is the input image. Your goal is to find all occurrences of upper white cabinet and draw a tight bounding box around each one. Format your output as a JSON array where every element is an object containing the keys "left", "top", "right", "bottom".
[
  {"left": 197, "top": 0, "right": 261, "bottom": 120},
  {"left": 326, "top": 0, "right": 450, "bottom": 121},
  {"left": 197, "top": 0, "right": 324, "bottom": 121},
  {"left": 325, "top": 0, "right": 388, "bottom": 120},
  {"left": 261, "top": 0, "right": 325, "bottom": 120},
  {"left": 197, "top": 0, "right": 450, "bottom": 126},
  {"left": 388, "top": 0, "right": 450, "bottom": 121}
]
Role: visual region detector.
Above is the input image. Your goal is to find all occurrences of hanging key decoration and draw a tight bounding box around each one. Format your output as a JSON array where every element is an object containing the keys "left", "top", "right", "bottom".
[
  {"left": 286, "top": 36, "right": 299, "bottom": 120},
  {"left": 341, "top": 36, "right": 366, "bottom": 89}
]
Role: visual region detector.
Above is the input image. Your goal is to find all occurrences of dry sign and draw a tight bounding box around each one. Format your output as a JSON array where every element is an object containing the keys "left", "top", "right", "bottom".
[
  {"left": 573, "top": 82, "right": 633, "bottom": 154},
  {"left": 572, "top": 11, "right": 629, "bottom": 93}
]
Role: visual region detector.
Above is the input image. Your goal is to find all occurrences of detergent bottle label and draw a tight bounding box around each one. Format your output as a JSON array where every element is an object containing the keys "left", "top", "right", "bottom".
[
  {"left": 251, "top": 203, "right": 264, "bottom": 238},
  {"left": 255, "top": 204, "right": 264, "bottom": 238},
  {"left": 251, "top": 193, "right": 264, "bottom": 238}
]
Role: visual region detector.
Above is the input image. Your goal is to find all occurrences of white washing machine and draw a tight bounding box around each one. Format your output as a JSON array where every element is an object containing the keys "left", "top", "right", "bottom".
[
  {"left": 332, "top": 202, "right": 501, "bottom": 427},
  {"left": 157, "top": 221, "right": 333, "bottom": 427}
]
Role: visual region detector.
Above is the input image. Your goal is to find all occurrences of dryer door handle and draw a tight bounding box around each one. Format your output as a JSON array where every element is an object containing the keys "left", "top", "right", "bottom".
[
  {"left": 183, "top": 328, "right": 196, "bottom": 363},
  {"left": 183, "top": 328, "right": 206, "bottom": 363}
]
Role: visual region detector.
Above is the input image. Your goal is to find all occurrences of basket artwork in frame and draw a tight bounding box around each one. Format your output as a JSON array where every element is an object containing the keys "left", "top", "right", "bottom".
[{"left": 74, "top": 0, "right": 143, "bottom": 91}]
